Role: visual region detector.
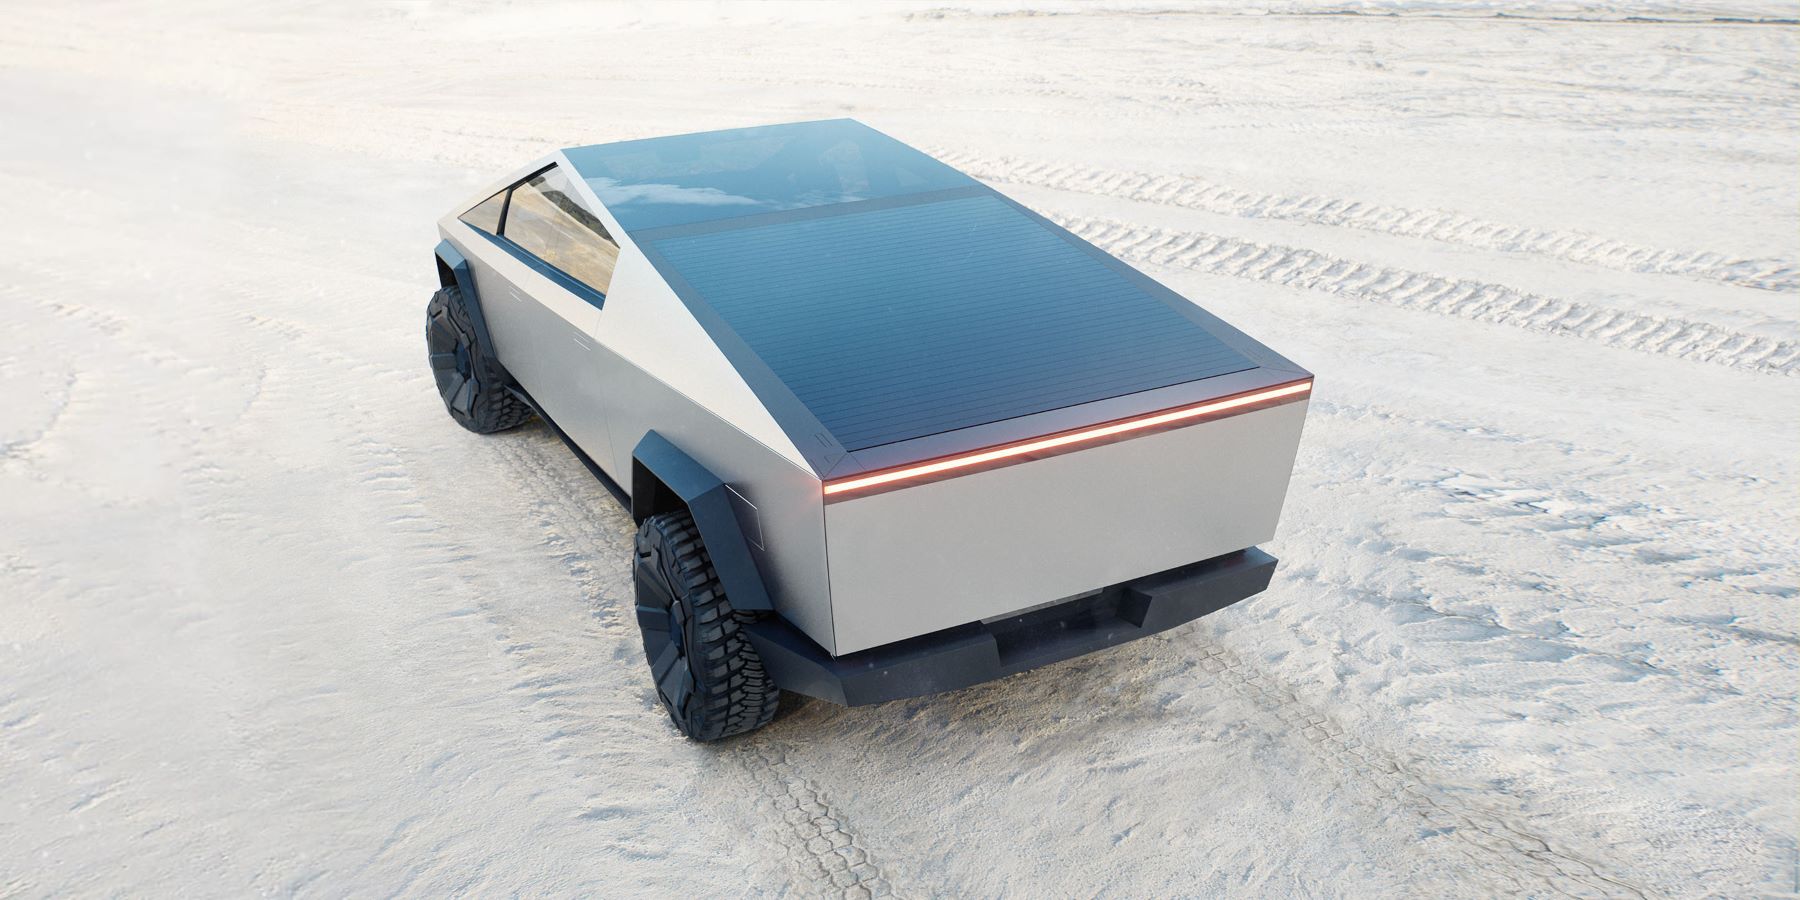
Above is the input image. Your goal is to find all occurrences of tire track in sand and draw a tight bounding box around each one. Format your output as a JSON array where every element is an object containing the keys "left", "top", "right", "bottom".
[
  {"left": 936, "top": 151, "right": 1799, "bottom": 293},
  {"left": 1186, "top": 638, "right": 1650, "bottom": 898},
  {"left": 231, "top": 312, "right": 710, "bottom": 883},
  {"left": 1056, "top": 214, "right": 1799, "bottom": 375},
  {"left": 734, "top": 740, "right": 903, "bottom": 898},
  {"left": 233, "top": 305, "right": 780, "bottom": 884},
  {"left": 198, "top": 270, "right": 906, "bottom": 896},
  {"left": 490, "top": 428, "right": 906, "bottom": 900},
  {"left": 1304, "top": 399, "right": 1798, "bottom": 609}
]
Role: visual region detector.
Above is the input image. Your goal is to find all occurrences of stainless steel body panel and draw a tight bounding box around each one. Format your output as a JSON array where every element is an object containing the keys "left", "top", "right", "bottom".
[
  {"left": 593, "top": 359, "right": 835, "bottom": 651},
  {"left": 821, "top": 400, "right": 1309, "bottom": 655},
  {"left": 464, "top": 229, "right": 610, "bottom": 459},
  {"left": 582, "top": 242, "right": 811, "bottom": 476},
  {"left": 587, "top": 250, "right": 837, "bottom": 653}
]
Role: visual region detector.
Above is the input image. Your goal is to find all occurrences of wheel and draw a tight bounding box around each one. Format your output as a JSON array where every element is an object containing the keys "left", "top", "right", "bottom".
[
  {"left": 634, "top": 509, "right": 780, "bottom": 741},
  {"left": 425, "top": 284, "right": 532, "bottom": 434}
]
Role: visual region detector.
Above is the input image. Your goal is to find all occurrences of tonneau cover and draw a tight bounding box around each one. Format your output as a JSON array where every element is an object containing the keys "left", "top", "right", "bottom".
[{"left": 565, "top": 120, "right": 1304, "bottom": 477}]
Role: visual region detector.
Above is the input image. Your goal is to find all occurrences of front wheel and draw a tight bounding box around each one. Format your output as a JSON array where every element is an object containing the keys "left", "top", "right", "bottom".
[
  {"left": 634, "top": 509, "right": 780, "bottom": 741},
  {"left": 425, "top": 284, "right": 532, "bottom": 434}
]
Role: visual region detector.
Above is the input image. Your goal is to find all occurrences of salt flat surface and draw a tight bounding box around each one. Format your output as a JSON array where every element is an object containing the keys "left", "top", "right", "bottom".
[{"left": 1, "top": 3, "right": 1795, "bottom": 897}]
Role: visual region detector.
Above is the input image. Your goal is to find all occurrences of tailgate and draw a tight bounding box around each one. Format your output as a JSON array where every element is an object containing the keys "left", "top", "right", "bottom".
[{"left": 820, "top": 387, "right": 1310, "bottom": 655}]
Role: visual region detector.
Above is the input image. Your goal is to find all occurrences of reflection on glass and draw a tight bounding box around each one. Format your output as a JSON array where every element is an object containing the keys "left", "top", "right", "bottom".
[
  {"left": 565, "top": 119, "right": 974, "bottom": 231},
  {"left": 503, "top": 166, "right": 620, "bottom": 296},
  {"left": 459, "top": 189, "right": 506, "bottom": 234},
  {"left": 583, "top": 178, "right": 762, "bottom": 210}
]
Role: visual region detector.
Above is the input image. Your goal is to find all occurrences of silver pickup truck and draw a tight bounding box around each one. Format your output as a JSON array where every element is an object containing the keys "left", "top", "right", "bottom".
[{"left": 426, "top": 119, "right": 1312, "bottom": 740}]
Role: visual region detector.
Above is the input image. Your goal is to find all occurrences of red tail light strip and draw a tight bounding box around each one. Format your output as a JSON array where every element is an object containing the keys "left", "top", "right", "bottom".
[{"left": 823, "top": 379, "right": 1312, "bottom": 498}]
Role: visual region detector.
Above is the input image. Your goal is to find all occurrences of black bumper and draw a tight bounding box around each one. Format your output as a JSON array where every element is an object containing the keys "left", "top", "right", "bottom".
[{"left": 741, "top": 547, "right": 1277, "bottom": 707}]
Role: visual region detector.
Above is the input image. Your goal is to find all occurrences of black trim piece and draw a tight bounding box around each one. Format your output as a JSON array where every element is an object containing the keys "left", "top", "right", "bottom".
[
  {"left": 495, "top": 161, "right": 556, "bottom": 230},
  {"left": 629, "top": 431, "right": 774, "bottom": 612},
  {"left": 456, "top": 162, "right": 555, "bottom": 227},
  {"left": 458, "top": 189, "right": 509, "bottom": 235},
  {"left": 433, "top": 239, "right": 506, "bottom": 376},
  {"left": 504, "top": 384, "right": 630, "bottom": 509},
  {"left": 742, "top": 547, "right": 1278, "bottom": 707}
]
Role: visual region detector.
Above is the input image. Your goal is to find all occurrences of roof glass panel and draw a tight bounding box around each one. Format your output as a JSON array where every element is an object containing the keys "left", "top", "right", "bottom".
[{"left": 563, "top": 119, "right": 974, "bottom": 232}]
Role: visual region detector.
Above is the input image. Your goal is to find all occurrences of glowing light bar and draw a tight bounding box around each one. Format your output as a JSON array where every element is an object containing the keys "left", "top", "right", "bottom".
[{"left": 823, "top": 379, "right": 1312, "bottom": 497}]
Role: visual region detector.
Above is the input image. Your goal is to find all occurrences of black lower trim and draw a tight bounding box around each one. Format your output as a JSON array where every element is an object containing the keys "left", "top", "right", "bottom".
[
  {"left": 505, "top": 385, "right": 630, "bottom": 509},
  {"left": 742, "top": 547, "right": 1278, "bottom": 707},
  {"left": 435, "top": 239, "right": 505, "bottom": 376}
]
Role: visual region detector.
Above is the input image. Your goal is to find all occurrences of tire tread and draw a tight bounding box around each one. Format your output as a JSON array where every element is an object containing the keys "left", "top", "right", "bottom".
[
  {"left": 637, "top": 510, "right": 780, "bottom": 741},
  {"left": 425, "top": 285, "right": 533, "bottom": 434}
]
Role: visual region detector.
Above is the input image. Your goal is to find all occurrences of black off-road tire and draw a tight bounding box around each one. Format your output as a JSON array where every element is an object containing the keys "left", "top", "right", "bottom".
[
  {"left": 425, "top": 285, "right": 533, "bottom": 434},
  {"left": 634, "top": 509, "right": 780, "bottom": 741}
]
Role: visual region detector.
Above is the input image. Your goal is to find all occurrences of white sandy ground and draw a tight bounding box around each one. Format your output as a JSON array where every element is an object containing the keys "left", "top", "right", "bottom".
[{"left": 1, "top": 1, "right": 1796, "bottom": 897}]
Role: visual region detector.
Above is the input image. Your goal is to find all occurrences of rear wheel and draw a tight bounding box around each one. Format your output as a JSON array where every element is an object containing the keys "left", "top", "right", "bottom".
[
  {"left": 425, "top": 284, "right": 532, "bottom": 434},
  {"left": 634, "top": 509, "right": 780, "bottom": 741}
]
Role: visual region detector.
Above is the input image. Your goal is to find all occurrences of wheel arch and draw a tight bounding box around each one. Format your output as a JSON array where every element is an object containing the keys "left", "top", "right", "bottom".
[
  {"left": 434, "top": 238, "right": 505, "bottom": 376},
  {"left": 631, "top": 431, "right": 774, "bottom": 612}
]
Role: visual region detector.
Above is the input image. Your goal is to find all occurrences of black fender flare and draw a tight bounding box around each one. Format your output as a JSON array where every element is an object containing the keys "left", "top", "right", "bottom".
[
  {"left": 630, "top": 431, "right": 774, "bottom": 613},
  {"left": 434, "top": 239, "right": 505, "bottom": 375}
]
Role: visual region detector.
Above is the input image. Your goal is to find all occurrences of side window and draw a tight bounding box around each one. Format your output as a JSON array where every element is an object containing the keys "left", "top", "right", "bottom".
[
  {"left": 459, "top": 189, "right": 506, "bottom": 234},
  {"left": 502, "top": 166, "right": 621, "bottom": 296}
]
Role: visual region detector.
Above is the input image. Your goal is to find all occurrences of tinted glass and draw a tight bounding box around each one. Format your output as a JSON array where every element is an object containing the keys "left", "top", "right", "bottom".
[
  {"left": 459, "top": 189, "right": 506, "bottom": 234},
  {"left": 563, "top": 119, "right": 975, "bottom": 232},
  {"left": 647, "top": 194, "right": 1253, "bottom": 450},
  {"left": 503, "top": 166, "right": 620, "bottom": 295}
]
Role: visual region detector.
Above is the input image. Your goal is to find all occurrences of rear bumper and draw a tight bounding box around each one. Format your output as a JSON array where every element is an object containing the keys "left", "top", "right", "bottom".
[{"left": 742, "top": 547, "right": 1276, "bottom": 707}]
